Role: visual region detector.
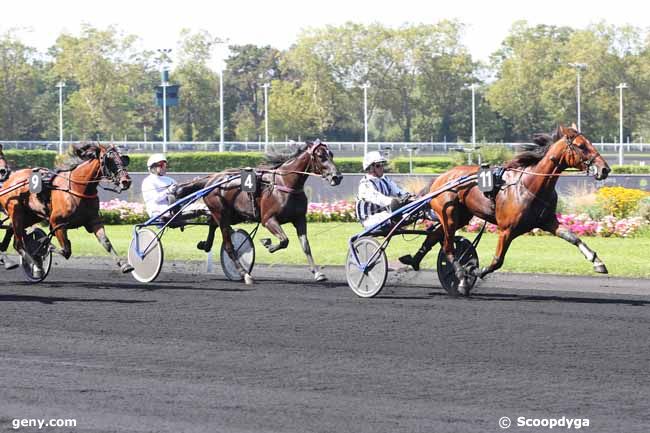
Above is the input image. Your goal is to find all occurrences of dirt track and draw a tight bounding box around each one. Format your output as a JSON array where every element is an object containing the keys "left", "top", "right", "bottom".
[{"left": 0, "top": 261, "right": 648, "bottom": 433}]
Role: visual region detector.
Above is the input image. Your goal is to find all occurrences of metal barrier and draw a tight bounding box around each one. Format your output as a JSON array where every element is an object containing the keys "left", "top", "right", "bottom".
[{"left": 2, "top": 140, "right": 649, "bottom": 157}]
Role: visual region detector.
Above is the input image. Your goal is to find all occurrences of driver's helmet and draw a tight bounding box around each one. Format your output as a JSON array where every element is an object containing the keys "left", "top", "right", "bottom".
[
  {"left": 363, "top": 151, "right": 388, "bottom": 171},
  {"left": 147, "top": 153, "right": 167, "bottom": 169}
]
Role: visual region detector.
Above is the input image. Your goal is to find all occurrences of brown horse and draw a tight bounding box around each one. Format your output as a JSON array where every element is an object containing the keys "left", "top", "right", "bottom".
[
  {"left": 0, "top": 144, "right": 19, "bottom": 269},
  {"left": 0, "top": 142, "right": 133, "bottom": 279},
  {"left": 428, "top": 125, "right": 610, "bottom": 295},
  {"left": 174, "top": 140, "right": 343, "bottom": 284}
]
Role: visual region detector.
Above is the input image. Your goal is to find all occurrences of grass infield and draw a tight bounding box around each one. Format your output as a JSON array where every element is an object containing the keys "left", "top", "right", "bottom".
[{"left": 57, "top": 223, "right": 650, "bottom": 278}]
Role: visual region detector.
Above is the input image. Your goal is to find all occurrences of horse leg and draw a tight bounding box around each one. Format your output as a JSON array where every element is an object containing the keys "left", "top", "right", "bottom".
[
  {"left": 477, "top": 228, "right": 515, "bottom": 279},
  {"left": 51, "top": 224, "right": 72, "bottom": 259},
  {"left": 90, "top": 224, "right": 134, "bottom": 273},
  {"left": 438, "top": 202, "right": 474, "bottom": 295},
  {"left": 0, "top": 227, "right": 18, "bottom": 270},
  {"left": 220, "top": 223, "right": 253, "bottom": 284},
  {"left": 260, "top": 216, "right": 289, "bottom": 253},
  {"left": 544, "top": 220, "right": 608, "bottom": 273},
  {"left": 197, "top": 222, "right": 218, "bottom": 252},
  {"left": 11, "top": 215, "right": 42, "bottom": 277},
  {"left": 293, "top": 216, "right": 326, "bottom": 282}
]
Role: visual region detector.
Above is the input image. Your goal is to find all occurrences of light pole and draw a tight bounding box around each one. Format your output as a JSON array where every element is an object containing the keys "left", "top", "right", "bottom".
[
  {"left": 568, "top": 63, "right": 587, "bottom": 130},
  {"left": 361, "top": 82, "right": 370, "bottom": 155},
  {"left": 212, "top": 39, "right": 229, "bottom": 152},
  {"left": 219, "top": 67, "right": 224, "bottom": 152},
  {"left": 616, "top": 83, "right": 628, "bottom": 165},
  {"left": 157, "top": 48, "right": 172, "bottom": 153},
  {"left": 469, "top": 83, "right": 477, "bottom": 145},
  {"left": 56, "top": 81, "right": 65, "bottom": 154},
  {"left": 262, "top": 83, "right": 270, "bottom": 152}
]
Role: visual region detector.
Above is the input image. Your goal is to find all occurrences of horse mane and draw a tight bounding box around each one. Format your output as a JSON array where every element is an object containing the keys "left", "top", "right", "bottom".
[
  {"left": 504, "top": 129, "right": 564, "bottom": 169},
  {"left": 56, "top": 142, "right": 102, "bottom": 171},
  {"left": 262, "top": 142, "right": 310, "bottom": 169}
]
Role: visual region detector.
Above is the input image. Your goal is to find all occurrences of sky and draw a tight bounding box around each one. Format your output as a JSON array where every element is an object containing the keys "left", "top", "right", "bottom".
[{"left": 2, "top": 0, "right": 648, "bottom": 64}]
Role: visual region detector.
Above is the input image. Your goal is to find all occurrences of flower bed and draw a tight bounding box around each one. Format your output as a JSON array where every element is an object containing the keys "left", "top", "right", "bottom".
[
  {"left": 463, "top": 214, "right": 647, "bottom": 238},
  {"left": 98, "top": 199, "right": 648, "bottom": 237}
]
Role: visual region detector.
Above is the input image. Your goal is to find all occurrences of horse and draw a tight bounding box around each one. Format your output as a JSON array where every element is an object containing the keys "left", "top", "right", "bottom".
[
  {"left": 174, "top": 139, "right": 343, "bottom": 284},
  {"left": 0, "top": 144, "right": 19, "bottom": 269},
  {"left": 0, "top": 142, "right": 133, "bottom": 279},
  {"left": 427, "top": 124, "right": 611, "bottom": 296}
]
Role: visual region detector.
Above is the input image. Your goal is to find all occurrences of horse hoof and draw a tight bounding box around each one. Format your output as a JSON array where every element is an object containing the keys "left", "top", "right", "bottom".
[
  {"left": 31, "top": 265, "right": 43, "bottom": 279},
  {"left": 260, "top": 238, "right": 271, "bottom": 247},
  {"left": 4, "top": 260, "right": 18, "bottom": 270},
  {"left": 197, "top": 241, "right": 210, "bottom": 252},
  {"left": 314, "top": 272, "right": 327, "bottom": 282},
  {"left": 121, "top": 263, "right": 135, "bottom": 273},
  {"left": 594, "top": 263, "right": 608, "bottom": 274},
  {"left": 244, "top": 274, "right": 254, "bottom": 285}
]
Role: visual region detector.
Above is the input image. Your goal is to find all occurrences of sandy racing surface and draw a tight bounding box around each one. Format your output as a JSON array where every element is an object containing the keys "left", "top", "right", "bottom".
[{"left": 0, "top": 258, "right": 648, "bottom": 432}]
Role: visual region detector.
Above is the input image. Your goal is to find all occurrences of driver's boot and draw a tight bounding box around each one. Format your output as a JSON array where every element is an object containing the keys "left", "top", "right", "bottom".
[
  {"left": 398, "top": 236, "right": 437, "bottom": 271},
  {"left": 0, "top": 253, "right": 18, "bottom": 270}
]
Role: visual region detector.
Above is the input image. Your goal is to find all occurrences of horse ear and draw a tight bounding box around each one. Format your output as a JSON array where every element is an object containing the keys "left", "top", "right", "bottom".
[
  {"left": 570, "top": 122, "right": 578, "bottom": 131},
  {"left": 557, "top": 124, "right": 567, "bottom": 137}
]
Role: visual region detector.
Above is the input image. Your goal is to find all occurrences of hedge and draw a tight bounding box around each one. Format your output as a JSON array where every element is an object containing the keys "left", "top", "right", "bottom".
[
  {"left": 4, "top": 150, "right": 57, "bottom": 168},
  {"left": 127, "top": 152, "right": 266, "bottom": 172},
  {"left": 610, "top": 165, "right": 650, "bottom": 174}
]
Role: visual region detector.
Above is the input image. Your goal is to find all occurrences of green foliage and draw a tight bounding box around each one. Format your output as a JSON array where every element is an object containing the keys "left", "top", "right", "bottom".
[
  {"left": 390, "top": 157, "right": 454, "bottom": 173},
  {"left": 610, "top": 165, "right": 650, "bottom": 174},
  {"left": 4, "top": 150, "right": 57, "bottom": 168},
  {"left": 127, "top": 152, "right": 266, "bottom": 172}
]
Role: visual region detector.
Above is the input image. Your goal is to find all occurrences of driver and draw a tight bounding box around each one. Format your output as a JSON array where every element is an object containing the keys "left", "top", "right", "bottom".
[
  {"left": 355, "top": 151, "right": 438, "bottom": 271},
  {"left": 141, "top": 153, "right": 176, "bottom": 218}
]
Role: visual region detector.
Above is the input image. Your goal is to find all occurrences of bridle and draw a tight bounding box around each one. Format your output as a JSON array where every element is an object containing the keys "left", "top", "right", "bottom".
[
  {"left": 0, "top": 155, "right": 10, "bottom": 182},
  {"left": 550, "top": 133, "right": 599, "bottom": 175},
  {"left": 99, "top": 147, "right": 130, "bottom": 192}
]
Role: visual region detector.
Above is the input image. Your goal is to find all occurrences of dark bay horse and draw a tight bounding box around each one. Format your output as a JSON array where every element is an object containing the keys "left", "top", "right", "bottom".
[
  {"left": 175, "top": 140, "right": 343, "bottom": 284},
  {"left": 0, "top": 144, "right": 19, "bottom": 269},
  {"left": 0, "top": 143, "right": 133, "bottom": 279},
  {"left": 428, "top": 125, "right": 610, "bottom": 295}
]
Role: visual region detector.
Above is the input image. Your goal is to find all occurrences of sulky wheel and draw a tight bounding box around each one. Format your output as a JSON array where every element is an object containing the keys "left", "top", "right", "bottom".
[
  {"left": 20, "top": 227, "right": 53, "bottom": 283},
  {"left": 346, "top": 237, "right": 388, "bottom": 298},
  {"left": 436, "top": 236, "right": 479, "bottom": 297},
  {"left": 128, "top": 228, "right": 164, "bottom": 283},
  {"left": 220, "top": 229, "right": 255, "bottom": 281}
]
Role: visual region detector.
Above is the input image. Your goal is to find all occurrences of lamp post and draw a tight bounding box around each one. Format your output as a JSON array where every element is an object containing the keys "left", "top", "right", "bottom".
[
  {"left": 157, "top": 48, "right": 172, "bottom": 153},
  {"left": 56, "top": 81, "right": 65, "bottom": 154},
  {"left": 262, "top": 83, "right": 270, "bottom": 152},
  {"left": 616, "top": 83, "right": 628, "bottom": 165},
  {"left": 212, "top": 39, "right": 229, "bottom": 152},
  {"left": 361, "top": 82, "right": 370, "bottom": 155},
  {"left": 568, "top": 63, "right": 587, "bottom": 130},
  {"left": 469, "top": 83, "right": 477, "bottom": 145}
]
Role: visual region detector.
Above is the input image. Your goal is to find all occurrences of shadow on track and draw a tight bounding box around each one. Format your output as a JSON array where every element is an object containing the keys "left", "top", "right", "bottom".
[
  {"left": 453, "top": 292, "right": 650, "bottom": 307},
  {"left": 0, "top": 294, "right": 155, "bottom": 305},
  {"left": 47, "top": 280, "right": 255, "bottom": 293}
]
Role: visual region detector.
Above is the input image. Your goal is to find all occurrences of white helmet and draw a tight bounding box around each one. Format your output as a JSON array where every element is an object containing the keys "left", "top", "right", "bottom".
[
  {"left": 363, "top": 151, "right": 388, "bottom": 171},
  {"left": 147, "top": 153, "right": 167, "bottom": 169}
]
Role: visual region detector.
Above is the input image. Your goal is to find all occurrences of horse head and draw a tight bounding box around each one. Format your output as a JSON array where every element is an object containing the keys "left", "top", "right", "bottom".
[
  {"left": 0, "top": 144, "right": 10, "bottom": 182},
  {"left": 553, "top": 124, "right": 610, "bottom": 180},
  {"left": 100, "top": 144, "right": 132, "bottom": 191},
  {"left": 306, "top": 140, "right": 343, "bottom": 186}
]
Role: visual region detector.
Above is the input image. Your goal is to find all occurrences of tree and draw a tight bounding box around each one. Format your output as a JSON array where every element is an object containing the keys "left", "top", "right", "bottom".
[
  {"left": 0, "top": 31, "right": 49, "bottom": 140},
  {"left": 50, "top": 24, "right": 157, "bottom": 140}
]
